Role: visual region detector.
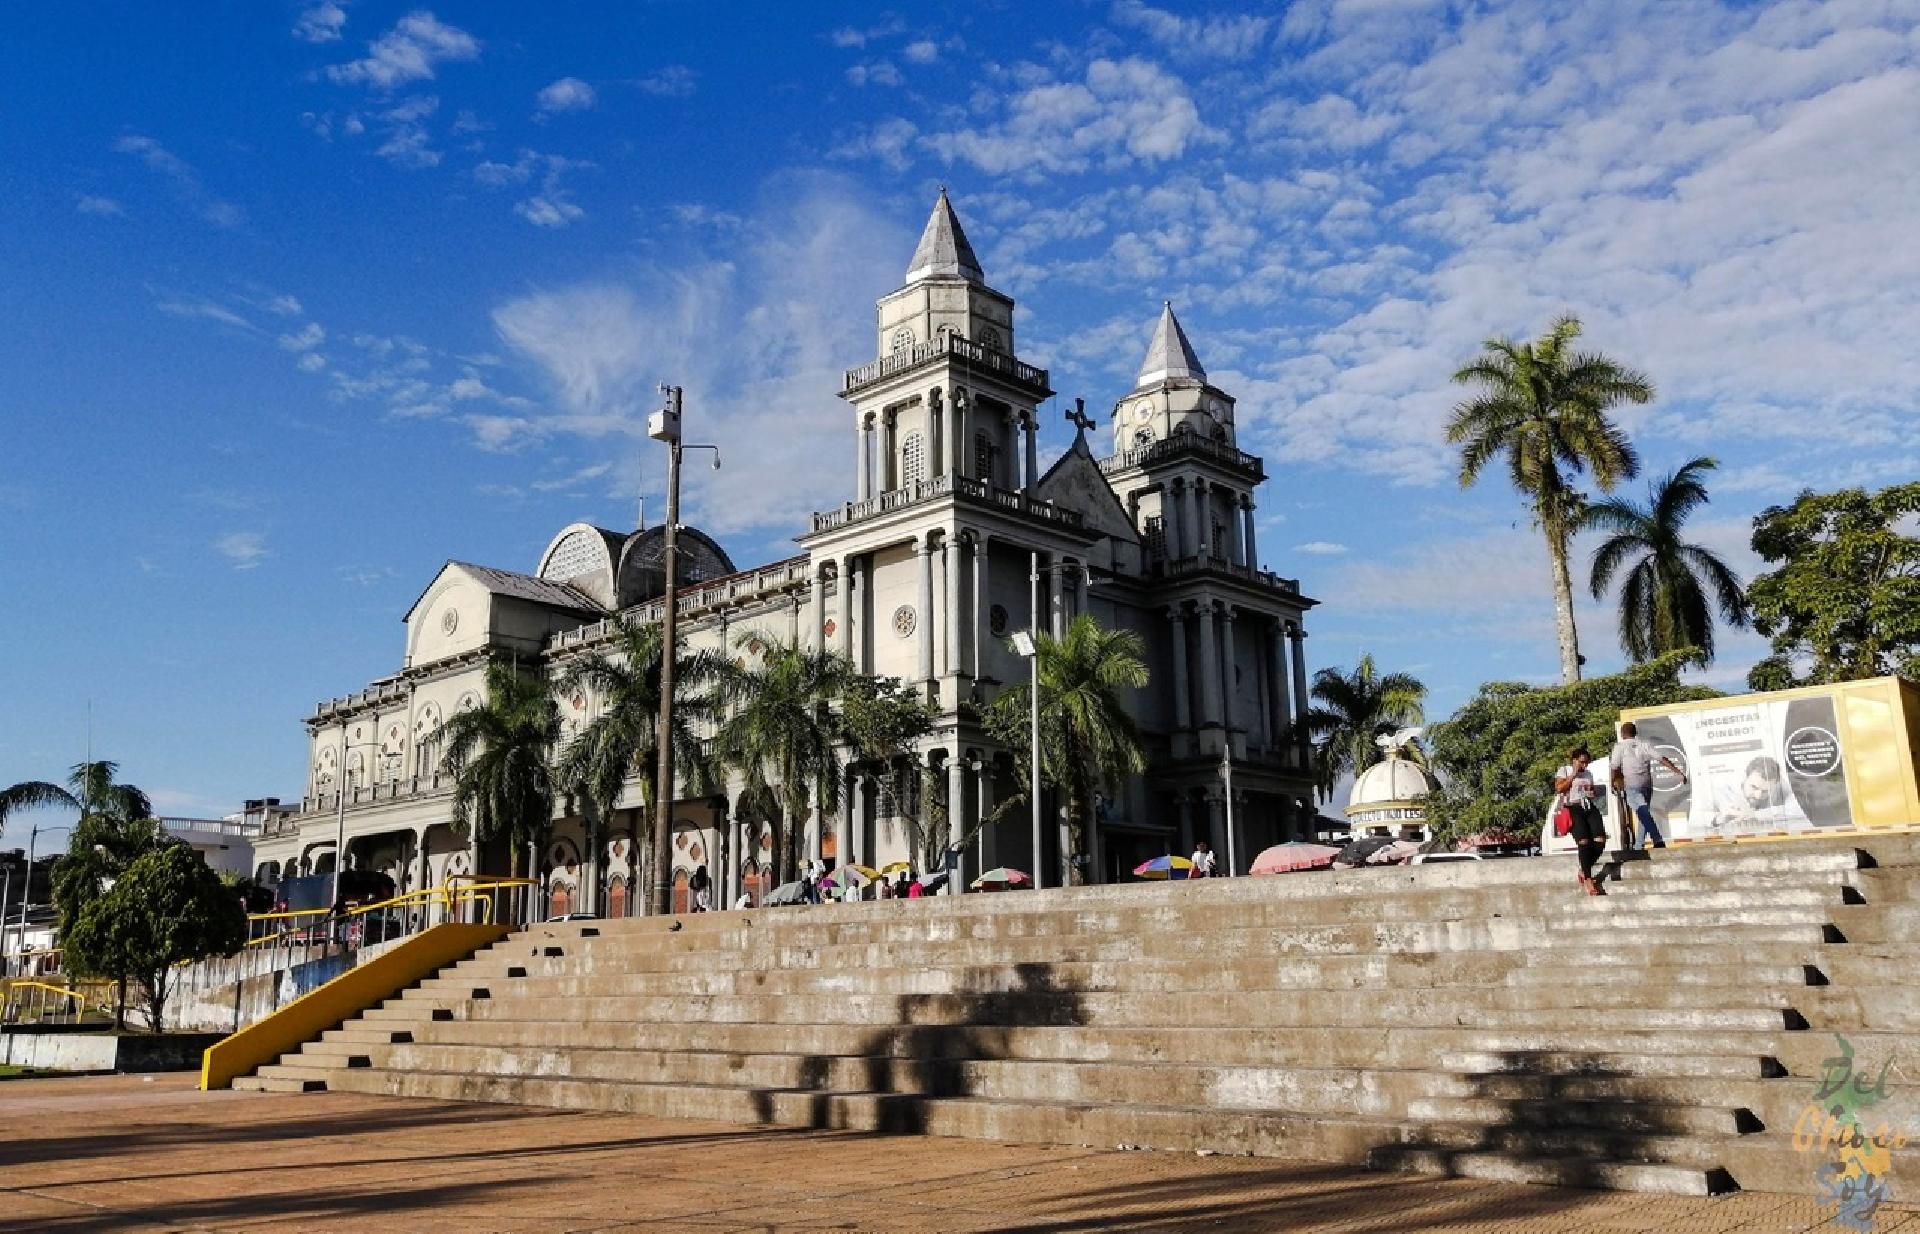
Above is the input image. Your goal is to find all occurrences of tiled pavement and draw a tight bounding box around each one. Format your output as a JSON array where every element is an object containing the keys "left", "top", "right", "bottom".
[{"left": 0, "top": 1074, "right": 1912, "bottom": 1233}]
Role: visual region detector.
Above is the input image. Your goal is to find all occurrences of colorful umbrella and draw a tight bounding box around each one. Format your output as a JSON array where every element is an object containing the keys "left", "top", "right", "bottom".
[
  {"left": 880, "top": 861, "right": 913, "bottom": 877},
  {"left": 1250, "top": 842, "right": 1341, "bottom": 875},
  {"left": 1367, "top": 840, "right": 1423, "bottom": 865},
  {"left": 841, "top": 864, "right": 881, "bottom": 880},
  {"left": 969, "top": 867, "right": 1031, "bottom": 890},
  {"left": 1132, "top": 855, "right": 1196, "bottom": 880}
]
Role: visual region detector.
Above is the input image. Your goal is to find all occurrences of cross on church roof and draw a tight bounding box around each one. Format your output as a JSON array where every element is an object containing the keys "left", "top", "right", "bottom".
[{"left": 1065, "top": 397, "right": 1096, "bottom": 434}]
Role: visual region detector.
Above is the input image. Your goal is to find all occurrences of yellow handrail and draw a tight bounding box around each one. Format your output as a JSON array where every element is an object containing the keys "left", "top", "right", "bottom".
[{"left": 242, "top": 878, "right": 540, "bottom": 947}]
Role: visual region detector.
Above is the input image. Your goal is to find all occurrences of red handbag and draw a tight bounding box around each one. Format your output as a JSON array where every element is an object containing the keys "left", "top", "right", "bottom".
[{"left": 1553, "top": 797, "right": 1574, "bottom": 837}]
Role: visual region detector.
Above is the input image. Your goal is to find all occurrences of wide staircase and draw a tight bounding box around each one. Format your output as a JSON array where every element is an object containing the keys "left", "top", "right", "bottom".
[{"left": 234, "top": 836, "right": 1920, "bottom": 1197}]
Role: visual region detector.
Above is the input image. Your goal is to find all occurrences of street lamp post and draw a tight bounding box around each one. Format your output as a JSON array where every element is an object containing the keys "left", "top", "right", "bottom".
[
  {"left": 13, "top": 823, "right": 73, "bottom": 973},
  {"left": 647, "top": 384, "right": 720, "bottom": 917},
  {"left": 1220, "top": 745, "right": 1238, "bottom": 878},
  {"left": 1012, "top": 553, "right": 1105, "bottom": 891}
]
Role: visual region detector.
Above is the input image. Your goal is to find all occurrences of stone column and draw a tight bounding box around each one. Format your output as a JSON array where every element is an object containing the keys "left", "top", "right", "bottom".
[
  {"left": 787, "top": 595, "right": 800, "bottom": 647},
  {"left": 1242, "top": 497, "right": 1259, "bottom": 571},
  {"left": 1164, "top": 483, "right": 1184, "bottom": 561},
  {"left": 1191, "top": 479, "right": 1209, "bottom": 559},
  {"left": 1271, "top": 620, "right": 1293, "bottom": 763},
  {"left": 971, "top": 533, "right": 989, "bottom": 678},
  {"left": 1074, "top": 566, "right": 1090, "bottom": 624},
  {"left": 953, "top": 389, "right": 970, "bottom": 480},
  {"left": 1177, "top": 795, "right": 1195, "bottom": 856},
  {"left": 810, "top": 563, "right": 826, "bottom": 653},
  {"left": 1197, "top": 602, "right": 1222, "bottom": 729},
  {"left": 1254, "top": 624, "right": 1272, "bottom": 750},
  {"left": 837, "top": 556, "right": 855, "bottom": 661},
  {"left": 841, "top": 767, "right": 858, "bottom": 873},
  {"left": 856, "top": 416, "right": 871, "bottom": 502},
  {"left": 1206, "top": 794, "right": 1228, "bottom": 863},
  {"left": 1229, "top": 491, "right": 1246, "bottom": 566},
  {"left": 929, "top": 389, "right": 945, "bottom": 477},
  {"left": 947, "top": 752, "right": 966, "bottom": 890},
  {"left": 1023, "top": 414, "right": 1039, "bottom": 495},
  {"left": 1048, "top": 559, "right": 1065, "bottom": 639},
  {"left": 881, "top": 412, "right": 897, "bottom": 492},
  {"left": 1221, "top": 606, "right": 1238, "bottom": 747},
  {"left": 1290, "top": 624, "right": 1311, "bottom": 764},
  {"left": 415, "top": 826, "right": 432, "bottom": 913},
  {"left": 917, "top": 537, "right": 935, "bottom": 686},
  {"left": 942, "top": 535, "right": 960, "bottom": 679},
  {"left": 1167, "top": 607, "right": 1191, "bottom": 732},
  {"left": 853, "top": 559, "right": 868, "bottom": 673},
  {"left": 849, "top": 773, "right": 867, "bottom": 874}
]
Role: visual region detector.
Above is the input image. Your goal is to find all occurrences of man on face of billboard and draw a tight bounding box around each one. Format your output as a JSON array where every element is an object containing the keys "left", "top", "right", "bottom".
[{"left": 1611, "top": 722, "right": 1688, "bottom": 849}]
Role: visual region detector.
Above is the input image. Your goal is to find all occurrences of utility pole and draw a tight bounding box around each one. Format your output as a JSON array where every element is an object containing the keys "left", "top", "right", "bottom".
[
  {"left": 649, "top": 385, "right": 685, "bottom": 918},
  {"left": 1221, "top": 745, "right": 1238, "bottom": 877},
  {"left": 645, "top": 386, "right": 721, "bottom": 916},
  {"left": 1026, "top": 551, "right": 1043, "bottom": 890}
]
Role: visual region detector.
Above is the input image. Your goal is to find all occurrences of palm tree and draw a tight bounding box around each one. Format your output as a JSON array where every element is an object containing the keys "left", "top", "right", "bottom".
[
  {"left": 435, "top": 659, "right": 562, "bottom": 892},
  {"left": 1585, "top": 456, "right": 1747, "bottom": 665},
  {"left": 0, "top": 760, "right": 152, "bottom": 832},
  {"left": 712, "top": 638, "right": 858, "bottom": 887},
  {"left": 1302, "top": 655, "right": 1427, "bottom": 800},
  {"left": 989, "top": 614, "right": 1148, "bottom": 886},
  {"left": 1449, "top": 314, "right": 1651, "bottom": 683},
  {"left": 552, "top": 616, "right": 726, "bottom": 916}
]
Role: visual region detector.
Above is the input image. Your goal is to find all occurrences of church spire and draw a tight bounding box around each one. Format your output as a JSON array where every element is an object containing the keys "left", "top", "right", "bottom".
[
  {"left": 904, "top": 188, "right": 985, "bottom": 284},
  {"left": 1136, "top": 301, "right": 1206, "bottom": 387}
]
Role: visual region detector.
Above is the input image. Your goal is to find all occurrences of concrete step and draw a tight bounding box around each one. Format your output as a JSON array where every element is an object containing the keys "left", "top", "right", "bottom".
[{"left": 312, "top": 1063, "right": 1727, "bottom": 1196}]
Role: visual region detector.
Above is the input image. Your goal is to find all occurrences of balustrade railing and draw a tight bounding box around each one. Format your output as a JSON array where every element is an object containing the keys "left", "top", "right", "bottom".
[
  {"left": 842, "top": 333, "right": 1050, "bottom": 394},
  {"left": 1097, "top": 433, "right": 1265, "bottom": 478},
  {"left": 809, "top": 474, "right": 1084, "bottom": 535}
]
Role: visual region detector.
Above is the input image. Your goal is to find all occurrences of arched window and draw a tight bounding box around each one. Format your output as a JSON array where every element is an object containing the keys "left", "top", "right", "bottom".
[
  {"left": 1132, "top": 427, "right": 1154, "bottom": 448},
  {"left": 979, "top": 326, "right": 1002, "bottom": 351},
  {"left": 974, "top": 432, "right": 997, "bottom": 485},
  {"left": 901, "top": 431, "right": 926, "bottom": 485},
  {"left": 890, "top": 327, "right": 914, "bottom": 353}
]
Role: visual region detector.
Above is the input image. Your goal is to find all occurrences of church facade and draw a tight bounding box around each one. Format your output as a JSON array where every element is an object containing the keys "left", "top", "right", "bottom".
[{"left": 251, "top": 192, "right": 1320, "bottom": 914}]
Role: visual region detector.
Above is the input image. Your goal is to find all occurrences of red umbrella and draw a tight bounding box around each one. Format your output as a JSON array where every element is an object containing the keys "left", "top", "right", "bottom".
[{"left": 1250, "top": 842, "right": 1342, "bottom": 874}]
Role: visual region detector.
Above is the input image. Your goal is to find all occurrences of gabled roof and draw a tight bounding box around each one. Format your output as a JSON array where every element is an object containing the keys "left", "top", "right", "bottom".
[
  {"left": 1136, "top": 301, "right": 1207, "bottom": 387},
  {"left": 904, "top": 189, "right": 985, "bottom": 284},
  {"left": 1034, "top": 427, "right": 1139, "bottom": 544},
  {"left": 404, "top": 560, "right": 606, "bottom": 623}
]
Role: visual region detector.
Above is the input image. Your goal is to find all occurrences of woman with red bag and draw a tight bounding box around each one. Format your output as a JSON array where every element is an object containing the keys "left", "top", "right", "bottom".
[{"left": 1554, "top": 746, "right": 1607, "bottom": 896}]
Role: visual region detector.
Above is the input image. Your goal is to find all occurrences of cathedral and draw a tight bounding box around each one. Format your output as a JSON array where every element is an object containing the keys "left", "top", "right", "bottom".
[{"left": 251, "top": 191, "right": 1321, "bottom": 913}]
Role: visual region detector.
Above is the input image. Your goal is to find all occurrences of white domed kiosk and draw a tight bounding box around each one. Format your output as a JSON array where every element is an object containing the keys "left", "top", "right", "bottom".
[{"left": 1345, "top": 728, "right": 1439, "bottom": 841}]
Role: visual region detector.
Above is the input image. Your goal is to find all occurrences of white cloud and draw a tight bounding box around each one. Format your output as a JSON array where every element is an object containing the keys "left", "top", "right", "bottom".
[
  {"left": 902, "top": 40, "right": 938, "bottom": 64},
  {"left": 927, "top": 58, "right": 1221, "bottom": 176},
  {"left": 531, "top": 461, "right": 614, "bottom": 492},
  {"left": 75, "top": 194, "right": 123, "bottom": 216},
  {"left": 214, "top": 531, "right": 270, "bottom": 570},
  {"left": 516, "top": 195, "right": 585, "bottom": 228},
  {"left": 327, "top": 10, "right": 478, "bottom": 90},
  {"left": 536, "top": 76, "right": 595, "bottom": 115},
  {"left": 1110, "top": 1, "right": 1273, "bottom": 60},
  {"left": 112, "top": 134, "right": 242, "bottom": 227},
  {"left": 828, "top": 18, "right": 905, "bottom": 49},
  {"left": 293, "top": 1, "right": 347, "bottom": 43},
  {"left": 264, "top": 293, "right": 304, "bottom": 317},
  {"left": 372, "top": 94, "right": 441, "bottom": 167},
  {"left": 635, "top": 66, "right": 696, "bottom": 98},
  {"left": 847, "top": 61, "right": 903, "bottom": 88},
  {"left": 157, "top": 298, "right": 255, "bottom": 331},
  {"left": 830, "top": 118, "right": 918, "bottom": 172},
  {"left": 278, "top": 321, "right": 326, "bottom": 351},
  {"left": 490, "top": 172, "right": 910, "bottom": 537},
  {"left": 297, "top": 352, "right": 328, "bottom": 373},
  {"left": 1294, "top": 541, "right": 1349, "bottom": 555}
]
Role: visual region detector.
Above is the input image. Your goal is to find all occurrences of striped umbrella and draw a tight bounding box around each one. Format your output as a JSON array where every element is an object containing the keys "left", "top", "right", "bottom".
[
  {"left": 968, "top": 867, "right": 1031, "bottom": 890},
  {"left": 1132, "top": 855, "right": 1196, "bottom": 880},
  {"left": 1250, "top": 842, "right": 1342, "bottom": 874}
]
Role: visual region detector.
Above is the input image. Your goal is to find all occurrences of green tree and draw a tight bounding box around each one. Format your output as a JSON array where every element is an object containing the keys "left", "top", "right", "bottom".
[
  {"left": 712, "top": 639, "right": 857, "bottom": 886},
  {"left": 1424, "top": 652, "right": 1717, "bottom": 844},
  {"left": 839, "top": 675, "right": 944, "bottom": 873},
  {"left": 63, "top": 843, "right": 247, "bottom": 1033},
  {"left": 1745, "top": 481, "right": 1920, "bottom": 690},
  {"left": 435, "top": 658, "right": 562, "bottom": 888},
  {"left": 1301, "top": 655, "right": 1428, "bottom": 800},
  {"left": 0, "top": 759, "right": 152, "bottom": 836},
  {"left": 552, "top": 616, "right": 724, "bottom": 915},
  {"left": 1586, "top": 456, "right": 1747, "bottom": 666},
  {"left": 1449, "top": 315, "right": 1651, "bottom": 684},
  {"left": 986, "top": 614, "right": 1147, "bottom": 886}
]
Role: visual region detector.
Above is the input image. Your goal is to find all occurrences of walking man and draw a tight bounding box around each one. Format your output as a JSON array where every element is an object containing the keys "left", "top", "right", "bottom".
[
  {"left": 1610, "top": 722, "right": 1688, "bottom": 850},
  {"left": 1190, "top": 840, "right": 1216, "bottom": 878}
]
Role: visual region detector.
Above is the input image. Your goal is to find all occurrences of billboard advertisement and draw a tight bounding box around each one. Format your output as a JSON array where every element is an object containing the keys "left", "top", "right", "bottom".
[{"left": 1630, "top": 694, "right": 1855, "bottom": 840}]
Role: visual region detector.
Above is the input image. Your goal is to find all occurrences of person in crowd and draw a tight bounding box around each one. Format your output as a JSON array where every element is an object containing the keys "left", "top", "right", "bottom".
[
  {"left": 732, "top": 889, "right": 753, "bottom": 910},
  {"left": 1190, "top": 840, "right": 1216, "bottom": 878},
  {"left": 804, "top": 858, "right": 824, "bottom": 905},
  {"left": 895, "top": 871, "right": 913, "bottom": 899},
  {"left": 689, "top": 865, "right": 712, "bottom": 913},
  {"left": 1555, "top": 745, "right": 1607, "bottom": 895},
  {"left": 1609, "top": 721, "right": 1687, "bottom": 850}
]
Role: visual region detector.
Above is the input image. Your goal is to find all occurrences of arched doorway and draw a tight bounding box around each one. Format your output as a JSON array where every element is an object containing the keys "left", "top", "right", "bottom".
[
  {"left": 607, "top": 875, "right": 628, "bottom": 920},
  {"left": 671, "top": 868, "right": 690, "bottom": 915}
]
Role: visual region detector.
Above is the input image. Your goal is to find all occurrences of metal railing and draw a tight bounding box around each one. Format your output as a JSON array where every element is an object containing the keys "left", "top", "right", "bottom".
[
  {"left": 243, "top": 877, "right": 541, "bottom": 951},
  {"left": 843, "top": 333, "right": 1050, "bottom": 395},
  {"left": 549, "top": 556, "right": 813, "bottom": 654},
  {"left": 1, "top": 977, "right": 114, "bottom": 1027}
]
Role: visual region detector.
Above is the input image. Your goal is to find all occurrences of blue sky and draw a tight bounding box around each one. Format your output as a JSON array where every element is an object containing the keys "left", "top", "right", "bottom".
[{"left": 4, "top": 1, "right": 1918, "bottom": 836}]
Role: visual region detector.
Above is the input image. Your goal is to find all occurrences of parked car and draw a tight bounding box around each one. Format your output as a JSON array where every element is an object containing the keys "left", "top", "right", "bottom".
[
  {"left": 1410, "top": 852, "right": 1483, "bottom": 864},
  {"left": 272, "top": 870, "right": 396, "bottom": 915}
]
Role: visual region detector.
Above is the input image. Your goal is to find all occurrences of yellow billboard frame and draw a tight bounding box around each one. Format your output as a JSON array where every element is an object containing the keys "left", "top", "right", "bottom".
[{"left": 1620, "top": 675, "right": 1920, "bottom": 843}]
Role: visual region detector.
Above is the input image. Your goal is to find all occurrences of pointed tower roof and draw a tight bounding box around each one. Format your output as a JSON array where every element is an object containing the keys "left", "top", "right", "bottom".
[
  {"left": 1136, "top": 301, "right": 1207, "bottom": 387},
  {"left": 904, "top": 188, "right": 985, "bottom": 284}
]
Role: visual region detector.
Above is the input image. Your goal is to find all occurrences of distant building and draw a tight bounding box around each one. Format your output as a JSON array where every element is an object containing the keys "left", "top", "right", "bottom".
[{"left": 1345, "top": 731, "right": 1438, "bottom": 841}]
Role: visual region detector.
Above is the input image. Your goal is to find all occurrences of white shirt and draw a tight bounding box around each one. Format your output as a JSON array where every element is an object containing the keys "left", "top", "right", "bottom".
[
  {"left": 1191, "top": 848, "right": 1216, "bottom": 876},
  {"left": 1556, "top": 764, "right": 1596, "bottom": 806}
]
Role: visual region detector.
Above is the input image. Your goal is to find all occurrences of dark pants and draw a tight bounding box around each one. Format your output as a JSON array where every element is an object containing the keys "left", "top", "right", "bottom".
[{"left": 1569, "top": 801, "right": 1605, "bottom": 879}]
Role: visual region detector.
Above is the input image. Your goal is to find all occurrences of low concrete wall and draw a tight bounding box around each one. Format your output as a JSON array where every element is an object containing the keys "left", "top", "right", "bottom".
[
  {"left": 166, "top": 946, "right": 356, "bottom": 1034},
  {"left": 3, "top": 1031, "right": 225, "bottom": 1072}
]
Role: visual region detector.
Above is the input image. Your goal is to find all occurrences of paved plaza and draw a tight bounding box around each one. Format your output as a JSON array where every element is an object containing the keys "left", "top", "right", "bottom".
[{"left": 0, "top": 1074, "right": 1910, "bottom": 1233}]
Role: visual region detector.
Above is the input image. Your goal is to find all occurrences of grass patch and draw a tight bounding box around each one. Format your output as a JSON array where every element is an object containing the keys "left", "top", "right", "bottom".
[{"left": 0, "top": 1065, "right": 51, "bottom": 1080}]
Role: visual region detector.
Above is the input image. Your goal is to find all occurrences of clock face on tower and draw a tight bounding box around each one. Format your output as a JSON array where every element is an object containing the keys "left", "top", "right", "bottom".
[{"left": 1133, "top": 401, "right": 1153, "bottom": 422}]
